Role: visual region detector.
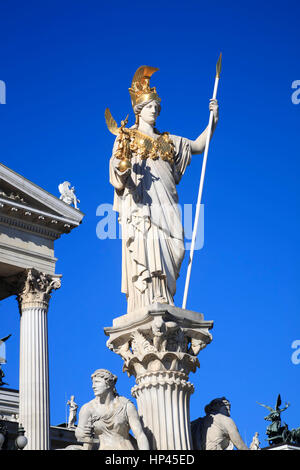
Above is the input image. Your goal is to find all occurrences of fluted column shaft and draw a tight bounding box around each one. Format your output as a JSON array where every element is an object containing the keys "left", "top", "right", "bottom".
[
  {"left": 132, "top": 371, "right": 194, "bottom": 450},
  {"left": 19, "top": 305, "right": 50, "bottom": 449},
  {"left": 17, "top": 269, "right": 61, "bottom": 450}
]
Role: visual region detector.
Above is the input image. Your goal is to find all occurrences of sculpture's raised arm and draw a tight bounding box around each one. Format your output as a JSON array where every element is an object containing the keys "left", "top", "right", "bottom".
[{"left": 189, "top": 99, "right": 219, "bottom": 154}]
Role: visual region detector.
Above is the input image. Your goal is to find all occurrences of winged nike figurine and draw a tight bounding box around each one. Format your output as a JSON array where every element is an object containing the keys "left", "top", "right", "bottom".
[
  {"left": 104, "top": 108, "right": 129, "bottom": 136},
  {"left": 257, "top": 394, "right": 290, "bottom": 419}
]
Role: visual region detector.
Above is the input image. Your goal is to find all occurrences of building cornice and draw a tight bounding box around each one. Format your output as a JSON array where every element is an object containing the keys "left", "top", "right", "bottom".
[{"left": 0, "top": 163, "right": 84, "bottom": 228}]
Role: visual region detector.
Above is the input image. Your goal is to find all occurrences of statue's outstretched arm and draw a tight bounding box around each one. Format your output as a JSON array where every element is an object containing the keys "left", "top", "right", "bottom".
[
  {"left": 190, "top": 99, "right": 219, "bottom": 155},
  {"left": 224, "top": 416, "right": 248, "bottom": 450},
  {"left": 127, "top": 401, "right": 150, "bottom": 450}
]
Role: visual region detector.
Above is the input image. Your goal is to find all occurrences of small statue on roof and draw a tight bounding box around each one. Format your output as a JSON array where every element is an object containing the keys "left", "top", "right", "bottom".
[
  {"left": 249, "top": 432, "right": 261, "bottom": 450},
  {"left": 0, "top": 335, "right": 11, "bottom": 387},
  {"left": 67, "top": 395, "right": 78, "bottom": 429},
  {"left": 58, "top": 182, "right": 80, "bottom": 210}
]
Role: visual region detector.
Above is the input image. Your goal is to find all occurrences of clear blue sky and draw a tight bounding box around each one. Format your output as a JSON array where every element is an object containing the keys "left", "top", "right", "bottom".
[{"left": 1, "top": 0, "right": 299, "bottom": 447}]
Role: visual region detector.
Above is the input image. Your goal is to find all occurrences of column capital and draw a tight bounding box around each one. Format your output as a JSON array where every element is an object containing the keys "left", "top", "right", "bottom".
[
  {"left": 17, "top": 268, "right": 61, "bottom": 312},
  {"left": 104, "top": 303, "right": 213, "bottom": 378}
]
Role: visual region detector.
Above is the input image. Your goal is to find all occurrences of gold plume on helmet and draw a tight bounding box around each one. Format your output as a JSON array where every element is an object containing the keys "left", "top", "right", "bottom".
[{"left": 129, "top": 66, "right": 161, "bottom": 108}]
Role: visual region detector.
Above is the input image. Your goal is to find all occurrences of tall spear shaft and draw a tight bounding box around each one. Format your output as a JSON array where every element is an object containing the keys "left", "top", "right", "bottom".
[{"left": 182, "top": 54, "right": 222, "bottom": 309}]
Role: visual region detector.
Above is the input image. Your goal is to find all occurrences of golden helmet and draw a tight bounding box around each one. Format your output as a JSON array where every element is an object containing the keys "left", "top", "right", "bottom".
[{"left": 129, "top": 66, "right": 161, "bottom": 108}]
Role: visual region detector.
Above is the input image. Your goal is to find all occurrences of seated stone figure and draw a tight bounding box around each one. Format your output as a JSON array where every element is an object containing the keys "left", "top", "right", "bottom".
[
  {"left": 74, "top": 369, "right": 149, "bottom": 450},
  {"left": 191, "top": 397, "right": 248, "bottom": 450}
]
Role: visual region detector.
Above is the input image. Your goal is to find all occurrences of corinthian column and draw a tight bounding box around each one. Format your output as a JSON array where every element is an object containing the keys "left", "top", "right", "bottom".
[
  {"left": 17, "top": 268, "right": 61, "bottom": 450},
  {"left": 105, "top": 303, "right": 213, "bottom": 450}
]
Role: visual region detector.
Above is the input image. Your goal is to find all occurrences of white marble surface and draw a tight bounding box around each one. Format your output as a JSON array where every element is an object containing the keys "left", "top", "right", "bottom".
[
  {"left": 105, "top": 304, "right": 213, "bottom": 450},
  {"left": 191, "top": 397, "right": 248, "bottom": 450},
  {"left": 75, "top": 369, "right": 149, "bottom": 450},
  {"left": 18, "top": 269, "right": 61, "bottom": 450}
]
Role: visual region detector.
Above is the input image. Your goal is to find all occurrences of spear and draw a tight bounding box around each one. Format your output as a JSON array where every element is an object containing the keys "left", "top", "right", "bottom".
[{"left": 182, "top": 53, "right": 222, "bottom": 309}]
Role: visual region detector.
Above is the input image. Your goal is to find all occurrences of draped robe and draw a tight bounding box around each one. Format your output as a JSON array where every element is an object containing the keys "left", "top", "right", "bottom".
[
  {"left": 91, "top": 396, "right": 134, "bottom": 450},
  {"left": 109, "top": 133, "right": 192, "bottom": 313}
]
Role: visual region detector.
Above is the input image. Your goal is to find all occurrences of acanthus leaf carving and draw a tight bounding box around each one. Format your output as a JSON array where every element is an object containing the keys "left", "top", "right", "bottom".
[
  {"left": 17, "top": 268, "right": 61, "bottom": 310},
  {"left": 131, "top": 330, "right": 156, "bottom": 360}
]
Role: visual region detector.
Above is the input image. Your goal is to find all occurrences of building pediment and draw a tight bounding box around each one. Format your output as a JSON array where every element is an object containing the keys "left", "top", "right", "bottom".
[{"left": 0, "top": 163, "right": 84, "bottom": 239}]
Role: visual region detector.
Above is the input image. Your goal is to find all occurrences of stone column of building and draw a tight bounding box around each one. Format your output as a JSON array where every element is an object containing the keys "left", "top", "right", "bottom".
[
  {"left": 105, "top": 304, "right": 213, "bottom": 450},
  {"left": 16, "top": 268, "right": 61, "bottom": 450}
]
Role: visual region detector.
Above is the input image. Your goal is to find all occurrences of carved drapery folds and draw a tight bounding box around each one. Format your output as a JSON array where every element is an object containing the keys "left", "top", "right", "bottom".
[
  {"left": 105, "top": 304, "right": 213, "bottom": 449},
  {"left": 17, "top": 268, "right": 61, "bottom": 312}
]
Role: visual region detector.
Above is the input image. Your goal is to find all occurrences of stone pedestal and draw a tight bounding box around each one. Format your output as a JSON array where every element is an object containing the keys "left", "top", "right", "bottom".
[
  {"left": 104, "top": 303, "right": 213, "bottom": 450},
  {"left": 17, "top": 269, "right": 61, "bottom": 450}
]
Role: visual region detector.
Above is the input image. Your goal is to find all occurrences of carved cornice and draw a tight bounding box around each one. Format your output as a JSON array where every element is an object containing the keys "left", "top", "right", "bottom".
[
  {"left": 0, "top": 189, "right": 27, "bottom": 204},
  {"left": 0, "top": 162, "right": 84, "bottom": 223},
  {"left": 17, "top": 268, "right": 61, "bottom": 312},
  {"left": 0, "top": 210, "right": 74, "bottom": 240}
]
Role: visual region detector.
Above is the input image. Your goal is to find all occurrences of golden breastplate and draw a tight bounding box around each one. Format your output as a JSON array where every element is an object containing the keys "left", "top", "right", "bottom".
[
  {"left": 129, "top": 130, "right": 175, "bottom": 163},
  {"left": 114, "top": 128, "right": 175, "bottom": 171}
]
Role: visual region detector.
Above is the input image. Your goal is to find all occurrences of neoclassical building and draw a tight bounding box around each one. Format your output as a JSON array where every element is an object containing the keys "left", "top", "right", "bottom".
[{"left": 0, "top": 163, "right": 84, "bottom": 450}]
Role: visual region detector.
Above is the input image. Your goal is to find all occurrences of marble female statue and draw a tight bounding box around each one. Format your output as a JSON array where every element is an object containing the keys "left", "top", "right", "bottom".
[
  {"left": 67, "top": 395, "right": 78, "bottom": 429},
  {"left": 107, "top": 66, "right": 219, "bottom": 313},
  {"left": 75, "top": 369, "right": 149, "bottom": 450},
  {"left": 249, "top": 432, "right": 261, "bottom": 450}
]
